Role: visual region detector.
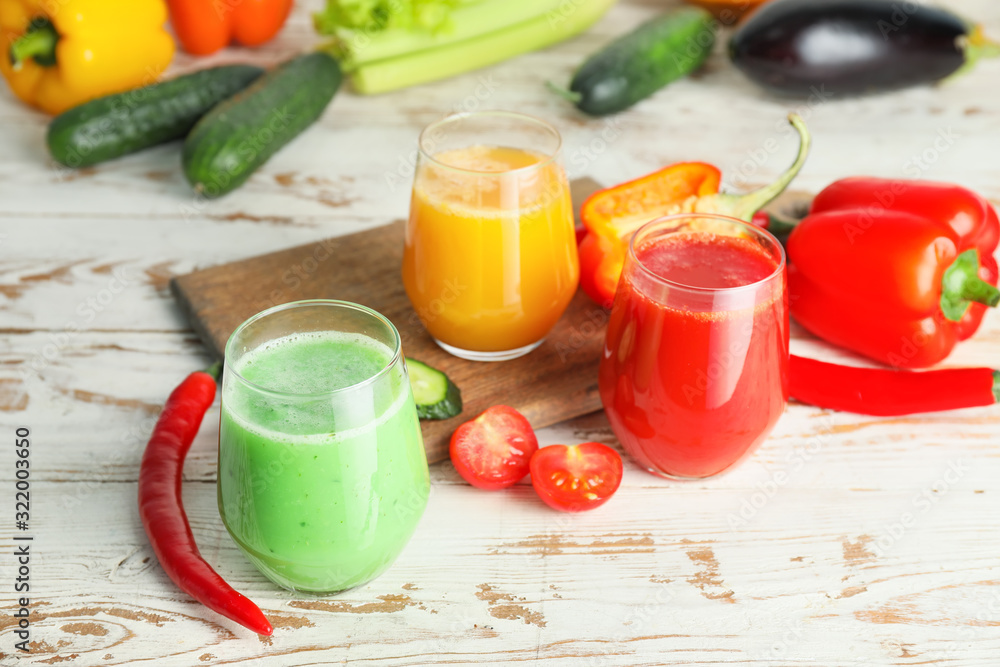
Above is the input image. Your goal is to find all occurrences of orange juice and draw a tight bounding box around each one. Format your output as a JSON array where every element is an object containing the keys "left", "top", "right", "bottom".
[{"left": 402, "top": 145, "right": 579, "bottom": 355}]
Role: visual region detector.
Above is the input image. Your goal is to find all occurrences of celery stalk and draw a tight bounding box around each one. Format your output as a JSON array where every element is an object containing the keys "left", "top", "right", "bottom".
[
  {"left": 344, "top": 0, "right": 618, "bottom": 94},
  {"left": 328, "top": 0, "right": 583, "bottom": 69}
]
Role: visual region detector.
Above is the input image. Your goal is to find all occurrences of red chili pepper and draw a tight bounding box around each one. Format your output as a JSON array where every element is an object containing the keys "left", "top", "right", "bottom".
[
  {"left": 138, "top": 363, "right": 273, "bottom": 636},
  {"left": 790, "top": 355, "right": 999, "bottom": 416},
  {"left": 167, "top": 0, "right": 293, "bottom": 56},
  {"left": 577, "top": 113, "right": 811, "bottom": 308},
  {"left": 787, "top": 177, "right": 1000, "bottom": 369}
]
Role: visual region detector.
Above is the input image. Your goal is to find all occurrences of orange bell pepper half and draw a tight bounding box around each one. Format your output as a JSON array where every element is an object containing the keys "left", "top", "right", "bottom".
[
  {"left": 579, "top": 162, "right": 721, "bottom": 307},
  {"left": 578, "top": 113, "right": 811, "bottom": 307},
  {"left": 167, "top": 0, "right": 293, "bottom": 56}
]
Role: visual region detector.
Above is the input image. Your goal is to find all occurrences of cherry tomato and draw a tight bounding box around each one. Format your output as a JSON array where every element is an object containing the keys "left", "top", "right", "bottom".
[
  {"left": 529, "top": 442, "right": 623, "bottom": 512},
  {"left": 449, "top": 405, "right": 538, "bottom": 490}
]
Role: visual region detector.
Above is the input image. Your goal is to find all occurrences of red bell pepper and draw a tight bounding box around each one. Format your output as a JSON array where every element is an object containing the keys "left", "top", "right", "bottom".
[
  {"left": 787, "top": 177, "right": 1000, "bottom": 369},
  {"left": 167, "top": 0, "right": 293, "bottom": 56},
  {"left": 578, "top": 113, "right": 811, "bottom": 307}
]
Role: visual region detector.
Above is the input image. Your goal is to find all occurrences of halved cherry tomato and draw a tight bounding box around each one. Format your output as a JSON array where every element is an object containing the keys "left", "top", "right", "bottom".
[
  {"left": 449, "top": 405, "right": 539, "bottom": 490},
  {"left": 529, "top": 442, "right": 623, "bottom": 512}
]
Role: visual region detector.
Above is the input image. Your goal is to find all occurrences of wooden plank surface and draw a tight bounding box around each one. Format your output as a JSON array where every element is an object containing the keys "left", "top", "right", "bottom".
[
  {"left": 2, "top": 0, "right": 1000, "bottom": 664},
  {"left": 5, "top": 478, "right": 1000, "bottom": 666}
]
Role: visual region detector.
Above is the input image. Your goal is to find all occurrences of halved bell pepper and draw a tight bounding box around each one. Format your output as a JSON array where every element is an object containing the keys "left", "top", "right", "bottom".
[
  {"left": 167, "top": 0, "right": 293, "bottom": 56},
  {"left": 787, "top": 177, "right": 1000, "bottom": 369},
  {"left": 1, "top": 0, "right": 175, "bottom": 115},
  {"left": 578, "top": 113, "right": 811, "bottom": 307}
]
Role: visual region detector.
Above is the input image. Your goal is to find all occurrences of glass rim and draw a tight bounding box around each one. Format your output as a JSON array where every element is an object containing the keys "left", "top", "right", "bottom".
[
  {"left": 627, "top": 213, "right": 787, "bottom": 295},
  {"left": 223, "top": 299, "right": 403, "bottom": 399},
  {"left": 417, "top": 110, "right": 563, "bottom": 177}
]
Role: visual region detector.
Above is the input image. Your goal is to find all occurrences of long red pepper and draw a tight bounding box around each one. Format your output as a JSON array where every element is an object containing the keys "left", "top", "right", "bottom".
[
  {"left": 138, "top": 363, "right": 273, "bottom": 636},
  {"left": 790, "top": 354, "right": 999, "bottom": 416}
]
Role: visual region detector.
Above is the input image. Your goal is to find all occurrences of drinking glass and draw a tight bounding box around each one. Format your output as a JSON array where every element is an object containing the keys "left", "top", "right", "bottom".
[
  {"left": 218, "top": 300, "right": 429, "bottom": 593},
  {"left": 598, "top": 214, "right": 789, "bottom": 479},
  {"left": 402, "top": 110, "right": 579, "bottom": 361}
]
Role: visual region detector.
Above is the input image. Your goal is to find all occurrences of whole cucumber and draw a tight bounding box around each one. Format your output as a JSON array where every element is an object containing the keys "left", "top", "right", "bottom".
[
  {"left": 555, "top": 8, "right": 717, "bottom": 116},
  {"left": 47, "top": 65, "right": 265, "bottom": 168},
  {"left": 729, "top": 0, "right": 984, "bottom": 96},
  {"left": 183, "top": 52, "right": 342, "bottom": 199}
]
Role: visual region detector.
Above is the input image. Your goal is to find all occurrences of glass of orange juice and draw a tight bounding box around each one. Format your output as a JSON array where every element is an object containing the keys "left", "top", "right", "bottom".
[{"left": 402, "top": 111, "right": 579, "bottom": 361}]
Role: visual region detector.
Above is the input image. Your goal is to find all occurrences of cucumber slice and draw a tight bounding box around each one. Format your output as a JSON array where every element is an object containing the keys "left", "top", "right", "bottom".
[{"left": 407, "top": 359, "right": 463, "bottom": 420}]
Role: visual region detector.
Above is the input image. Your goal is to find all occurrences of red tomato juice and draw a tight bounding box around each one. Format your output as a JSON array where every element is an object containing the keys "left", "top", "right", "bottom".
[{"left": 599, "top": 230, "right": 788, "bottom": 478}]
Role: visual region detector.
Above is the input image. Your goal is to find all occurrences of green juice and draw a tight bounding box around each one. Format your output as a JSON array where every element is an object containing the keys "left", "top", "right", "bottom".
[{"left": 218, "top": 331, "right": 429, "bottom": 593}]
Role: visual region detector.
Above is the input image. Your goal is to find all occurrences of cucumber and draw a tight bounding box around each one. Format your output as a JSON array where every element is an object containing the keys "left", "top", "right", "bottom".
[
  {"left": 551, "top": 8, "right": 716, "bottom": 116},
  {"left": 407, "top": 359, "right": 463, "bottom": 421},
  {"left": 183, "top": 52, "right": 342, "bottom": 199},
  {"left": 47, "top": 65, "right": 265, "bottom": 168}
]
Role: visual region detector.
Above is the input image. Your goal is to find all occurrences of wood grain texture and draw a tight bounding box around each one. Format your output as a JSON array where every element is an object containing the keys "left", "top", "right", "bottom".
[
  {"left": 170, "top": 180, "right": 606, "bottom": 464},
  {"left": 3, "top": 0, "right": 1000, "bottom": 663},
  {"left": 4, "top": 479, "right": 1000, "bottom": 666}
]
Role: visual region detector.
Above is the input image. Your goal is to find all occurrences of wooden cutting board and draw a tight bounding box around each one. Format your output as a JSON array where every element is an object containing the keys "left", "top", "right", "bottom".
[
  {"left": 170, "top": 184, "right": 812, "bottom": 465},
  {"left": 171, "top": 179, "right": 608, "bottom": 464}
]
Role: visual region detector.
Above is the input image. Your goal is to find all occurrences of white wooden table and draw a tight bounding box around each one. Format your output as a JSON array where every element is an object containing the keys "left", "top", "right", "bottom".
[{"left": 2, "top": 1, "right": 1000, "bottom": 664}]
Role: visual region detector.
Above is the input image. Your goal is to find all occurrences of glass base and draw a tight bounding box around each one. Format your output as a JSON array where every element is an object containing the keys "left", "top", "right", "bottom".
[
  {"left": 433, "top": 338, "right": 543, "bottom": 362},
  {"left": 232, "top": 538, "right": 391, "bottom": 596},
  {"left": 637, "top": 459, "right": 742, "bottom": 481},
  {"left": 641, "top": 466, "right": 711, "bottom": 481}
]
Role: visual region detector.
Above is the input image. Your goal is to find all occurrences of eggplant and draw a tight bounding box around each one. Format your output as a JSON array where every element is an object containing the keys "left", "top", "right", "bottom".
[{"left": 729, "top": 0, "right": 997, "bottom": 96}]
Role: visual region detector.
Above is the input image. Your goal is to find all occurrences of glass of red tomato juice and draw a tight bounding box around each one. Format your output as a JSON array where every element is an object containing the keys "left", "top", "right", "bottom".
[{"left": 598, "top": 213, "right": 788, "bottom": 479}]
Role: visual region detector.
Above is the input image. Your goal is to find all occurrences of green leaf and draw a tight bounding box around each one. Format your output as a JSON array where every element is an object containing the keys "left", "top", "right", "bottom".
[{"left": 314, "top": 0, "right": 469, "bottom": 35}]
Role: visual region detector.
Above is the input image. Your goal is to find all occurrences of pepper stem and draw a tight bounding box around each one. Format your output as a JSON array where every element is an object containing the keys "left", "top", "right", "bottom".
[
  {"left": 204, "top": 361, "right": 223, "bottom": 381},
  {"left": 952, "top": 24, "right": 1000, "bottom": 80},
  {"left": 993, "top": 371, "right": 1000, "bottom": 403},
  {"left": 940, "top": 249, "right": 1000, "bottom": 321},
  {"left": 9, "top": 18, "right": 59, "bottom": 70},
  {"left": 700, "top": 113, "right": 812, "bottom": 221}
]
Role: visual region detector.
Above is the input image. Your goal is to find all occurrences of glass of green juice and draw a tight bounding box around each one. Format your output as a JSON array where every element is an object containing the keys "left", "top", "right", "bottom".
[{"left": 218, "top": 299, "right": 430, "bottom": 594}]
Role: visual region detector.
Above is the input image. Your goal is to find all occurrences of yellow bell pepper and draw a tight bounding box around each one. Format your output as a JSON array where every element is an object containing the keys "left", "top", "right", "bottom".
[{"left": 0, "top": 0, "right": 175, "bottom": 115}]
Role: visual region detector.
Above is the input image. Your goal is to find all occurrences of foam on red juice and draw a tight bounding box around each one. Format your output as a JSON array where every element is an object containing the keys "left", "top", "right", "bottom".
[
  {"left": 636, "top": 233, "right": 779, "bottom": 288},
  {"left": 599, "top": 231, "right": 788, "bottom": 479}
]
